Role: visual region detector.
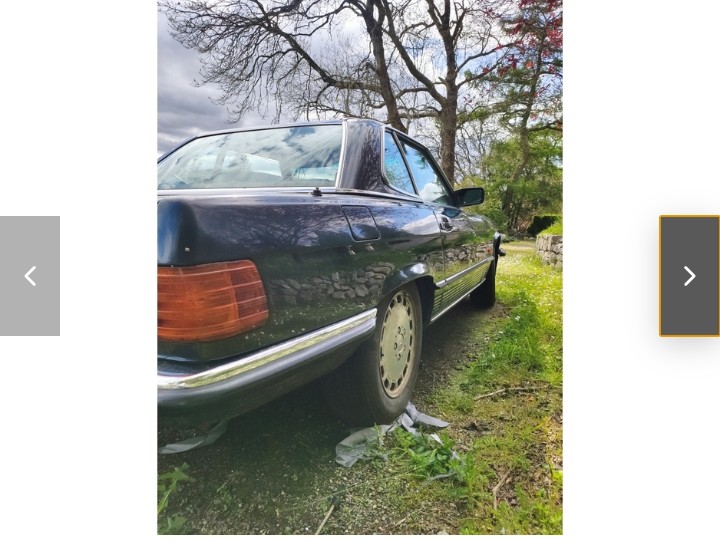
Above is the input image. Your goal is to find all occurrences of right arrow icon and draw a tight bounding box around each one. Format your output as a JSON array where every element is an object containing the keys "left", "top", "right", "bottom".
[{"left": 684, "top": 265, "right": 696, "bottom": 286}]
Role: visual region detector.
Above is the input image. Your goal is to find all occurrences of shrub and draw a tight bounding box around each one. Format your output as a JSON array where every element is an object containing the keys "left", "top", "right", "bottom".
[
  {"left": 527, "top": 215, "right": 559, "bottom": 236},
  {"left": 539, "top": 219, "right": 562, "bottom": 235}
]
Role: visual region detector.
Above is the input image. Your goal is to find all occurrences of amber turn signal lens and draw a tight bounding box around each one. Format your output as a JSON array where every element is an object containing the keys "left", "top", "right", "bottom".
[{"left": 158, "top": 260, "right": 269, "bottom": 342}]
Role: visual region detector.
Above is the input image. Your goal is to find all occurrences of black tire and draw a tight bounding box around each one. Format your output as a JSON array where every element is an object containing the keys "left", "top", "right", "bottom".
[
  {"left": 470, "top": 256, "right": 497, "bottom": 309},
  {"left": 323, "top": 283, "right": 423, "bottom": 425}
]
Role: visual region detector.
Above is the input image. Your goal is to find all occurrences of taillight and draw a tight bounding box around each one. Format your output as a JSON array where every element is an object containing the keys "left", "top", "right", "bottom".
[{"left": 158, "top": 260, "right": 269, "bottom": 342}]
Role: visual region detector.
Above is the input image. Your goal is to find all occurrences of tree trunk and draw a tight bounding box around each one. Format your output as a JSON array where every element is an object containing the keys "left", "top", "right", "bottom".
[
  {"left": 363, "top": 5, "right": 405, "bottom": 132},
  {"left": 438, "top": 94, "right": 457, "bottom": 185}
]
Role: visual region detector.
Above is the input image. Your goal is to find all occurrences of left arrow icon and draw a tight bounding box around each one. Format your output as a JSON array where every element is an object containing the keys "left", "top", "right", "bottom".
[{"left": 25, "top": 266, "right": 36, "bottom": 287}]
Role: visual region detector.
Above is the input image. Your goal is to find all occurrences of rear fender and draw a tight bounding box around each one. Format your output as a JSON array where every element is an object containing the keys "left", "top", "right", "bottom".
[{"left": 379, "top": 261, "right": 435, "bottom": 299}]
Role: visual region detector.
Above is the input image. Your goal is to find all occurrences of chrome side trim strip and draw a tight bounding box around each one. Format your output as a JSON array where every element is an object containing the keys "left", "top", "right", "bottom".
[
  {"left": 158, "top": 309, "right": 377, "bottom": 390},
  {"left": 435, "top": 257, "right": 493, "bottom": 289},
  {"left": 430, "top": 279, "right": 486, "bottom": 324}
]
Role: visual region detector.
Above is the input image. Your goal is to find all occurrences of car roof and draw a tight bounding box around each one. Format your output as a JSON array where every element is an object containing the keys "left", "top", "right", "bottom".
[{"left": 193, "top": 118, "right": 374, "bottom": 139}]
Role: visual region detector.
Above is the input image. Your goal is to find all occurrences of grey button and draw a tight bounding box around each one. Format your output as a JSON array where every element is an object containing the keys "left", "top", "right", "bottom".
[
  {"left": 660, "top": 216, "right": 719, "bottom": 336},
  {"left": 0, "top": 216, "right": 60, "bottom": 336}
]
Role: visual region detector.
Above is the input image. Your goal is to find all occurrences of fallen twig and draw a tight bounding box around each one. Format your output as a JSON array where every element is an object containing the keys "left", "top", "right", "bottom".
[
  {"left": 474, "top": 386, "right": 543, "bottom": 401},
  {"left": 315, "top": 503, "right": 335, "bottom": 535},
  {"left": 492, "top": 471, "right": 512, "bottom": 510}
]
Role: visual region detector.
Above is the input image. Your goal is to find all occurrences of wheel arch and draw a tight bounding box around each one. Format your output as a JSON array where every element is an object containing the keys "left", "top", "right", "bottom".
[{"left": 379, "top": 262, "right": 437, "bottom": 327}]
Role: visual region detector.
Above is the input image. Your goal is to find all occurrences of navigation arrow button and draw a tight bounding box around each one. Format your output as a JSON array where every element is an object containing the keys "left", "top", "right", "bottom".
[
  {"left": 684, "top": 265, "right": 696, "bottom": 287},
  {"left": 24, "top": 266, "right": 36, "bottom": 287}
]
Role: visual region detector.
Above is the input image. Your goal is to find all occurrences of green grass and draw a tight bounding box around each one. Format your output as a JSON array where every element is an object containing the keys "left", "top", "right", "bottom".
[
  {"left": 390, "top": 241, "right": 563, "bottom": 534},
  {"left": 391, "top": 430, "right": 466, "bottom": 481},
  {"left": 538, "top": 219, "right": 563, "bottom": 235},
  {"left": 156, "top": 240, "right": 562, "bottom": 535},
  {"left": 158, "top": 463, "right": 193, "bottom": 534}
]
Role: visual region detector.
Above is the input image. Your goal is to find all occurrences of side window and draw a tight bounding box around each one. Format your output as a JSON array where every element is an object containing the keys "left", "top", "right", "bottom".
[
  {"left": 399, "top": 141, "right": 454, "bottom": 206},
  {"left": 383, "top": 132, "right": 415, "bottom": 194}
]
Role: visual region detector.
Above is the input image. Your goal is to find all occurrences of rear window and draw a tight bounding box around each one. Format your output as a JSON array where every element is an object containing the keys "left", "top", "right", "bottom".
[{"left": 158, "top": 125, "right": 343, "bottom": 189}]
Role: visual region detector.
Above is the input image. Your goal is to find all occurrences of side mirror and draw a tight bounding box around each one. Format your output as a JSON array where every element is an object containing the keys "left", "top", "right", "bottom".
[{"left": 455, "top": 187, "right": 485, "bottom": 207}]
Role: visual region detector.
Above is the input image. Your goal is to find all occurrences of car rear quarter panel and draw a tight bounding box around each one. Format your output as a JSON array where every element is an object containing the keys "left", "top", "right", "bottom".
[{"left": 157, "top": 191, "right": 445, "bottom": 367}]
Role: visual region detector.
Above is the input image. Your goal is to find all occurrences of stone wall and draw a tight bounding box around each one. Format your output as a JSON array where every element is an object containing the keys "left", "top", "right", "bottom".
[{"left": 536, "top": 234, "right": 563, "bottom": 268}]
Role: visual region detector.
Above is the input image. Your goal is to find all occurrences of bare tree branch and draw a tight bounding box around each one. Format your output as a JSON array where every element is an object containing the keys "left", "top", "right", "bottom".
[{"left": 160, "top": 0, "right": 544, "bottom": 184}]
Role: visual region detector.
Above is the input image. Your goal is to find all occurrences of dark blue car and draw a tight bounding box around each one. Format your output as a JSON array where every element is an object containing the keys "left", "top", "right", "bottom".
[{"left": 157, "top": 118, "right": 502, "bottom": 425}]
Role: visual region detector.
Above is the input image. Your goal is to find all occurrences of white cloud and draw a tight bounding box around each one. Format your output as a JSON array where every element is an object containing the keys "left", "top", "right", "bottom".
[{"left": 157, "top": 12, "right": 262, "bottom": 154}]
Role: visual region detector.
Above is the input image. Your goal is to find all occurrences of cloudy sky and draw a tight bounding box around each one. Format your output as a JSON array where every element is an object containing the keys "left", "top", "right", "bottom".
[
  {"left": 157, "top": 8, "right": 372, "bottom": 157},
  {"left": 157, "top": 12, "right": 268, "bottom": 155}
]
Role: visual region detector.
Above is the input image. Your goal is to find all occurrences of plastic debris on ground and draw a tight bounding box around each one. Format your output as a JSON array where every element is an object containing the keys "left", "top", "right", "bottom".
[
  {"left": 158, "top": 419, "right": 228, "bottom": 454},
  {"left": 335, "top": 402, "right": 450, "bottom": 467}
]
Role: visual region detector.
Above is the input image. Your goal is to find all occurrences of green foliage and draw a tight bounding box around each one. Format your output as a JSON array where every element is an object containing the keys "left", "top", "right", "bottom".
[
  {"left": 427, "top": 243, "right": 562, "bottom": 534},
  {"left": 361, "top": 425, "right": 391, "bottom": 463},
  {"left": 491, "top": 484, "right": 563, "bottom": 535},
  {"left": 466, "top": 256, "right": 562, "bottom": 386},
  {"left": 469, "top": 131, "right": 562, "bottom": 233},
  {"left": 392, "top": 430, "right": 466, "bottom": 482},
  {"left": 159, "top": 515, "right": 188, "bottom": 535},
  {"left": 528, "top": 215, "right": 560, "bottom": 236},
  {"left": 214, "top": 480, "right": 236, "bottom": 513},
  {"left": 158, "top": 463, "right": 193, "bottom": 534},
  {"left": 539, "top": 218, "right": 563, "bottom": 235},
  {"left": 365, "top": 245, "right": 562, "bottom": 535},
  {"left": 158, "top": 463, "right": 192, "bottom": 515}
]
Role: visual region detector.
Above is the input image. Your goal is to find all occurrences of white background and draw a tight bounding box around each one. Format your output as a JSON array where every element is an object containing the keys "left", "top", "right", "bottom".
[{"left": 1, "top": 1, "right": 718, "bottom": 539}]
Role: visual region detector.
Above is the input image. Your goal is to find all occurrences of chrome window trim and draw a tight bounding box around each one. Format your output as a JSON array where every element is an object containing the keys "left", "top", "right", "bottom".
[
  {"left": 334, "top": 120, "right": 348, "bottom": 189},
  {"left": 381, "top": 129, "right": 420, "bottom": 198},
  {"left": 157, "top": 186, "right": 335, "bottom": 197},
  {"left": 394, "top": 134, "right": 455, "bottom": 207},
  {"left": 158, "top": 123, "right": 345, "bottom": 190},
  {"left": 157, "top": 186, "right": 431, "bottom": 203},
  {"left": 329, "top": 187, "right": 425, "bottom": 204}
]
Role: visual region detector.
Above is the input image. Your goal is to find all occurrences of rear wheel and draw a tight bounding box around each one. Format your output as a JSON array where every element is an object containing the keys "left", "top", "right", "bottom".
[{"left": 323, "top": 284, "right": 423, "bottom": 425}]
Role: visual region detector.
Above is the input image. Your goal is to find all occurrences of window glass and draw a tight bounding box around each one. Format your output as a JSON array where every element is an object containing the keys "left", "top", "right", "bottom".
[
  {"left": 383, "top": 132, "right": 415, "bottom": 194},
  {"left": 157, "top": 125, "right": 342, "bottom": 189},
  {"left": 399, "top": 141, "right": 454, "bottom": 205}
]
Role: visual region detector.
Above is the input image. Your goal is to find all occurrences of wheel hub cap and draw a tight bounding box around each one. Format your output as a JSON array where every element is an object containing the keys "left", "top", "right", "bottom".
[{"left": 379, "top": 291, "right": 416, "bottom": 398}]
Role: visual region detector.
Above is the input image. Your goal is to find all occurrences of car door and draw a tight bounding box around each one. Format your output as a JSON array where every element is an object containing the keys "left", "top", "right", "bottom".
[{"left": 391, "top": 133, "right": 495, "bottom": 316}]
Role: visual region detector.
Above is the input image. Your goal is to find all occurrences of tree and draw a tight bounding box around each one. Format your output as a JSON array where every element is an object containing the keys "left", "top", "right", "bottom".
[
  {"left": 474, "top": 130, "right": 561, "bottom": 232},
  {"left": 473, "top": 0, "right": 563, "bottom": 214},
  {"left": 161, "top": 0, "right": 516, "bottom": 183}
]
